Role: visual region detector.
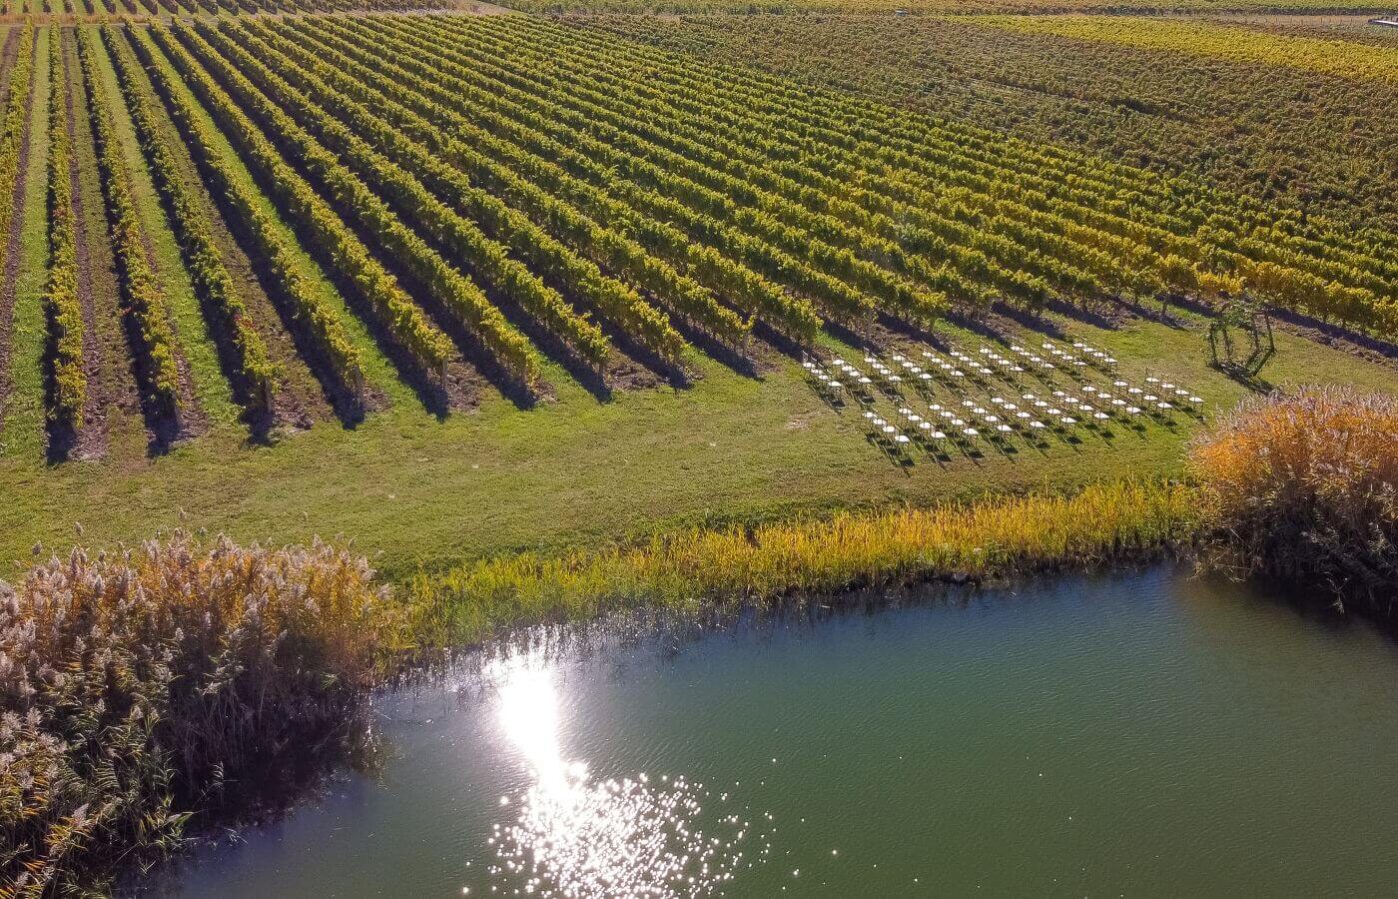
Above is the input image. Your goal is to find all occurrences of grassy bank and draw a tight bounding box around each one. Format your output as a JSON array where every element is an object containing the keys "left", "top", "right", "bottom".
[
  {"left": 4, "top": 301, "right": 1392, "bottom": 582},
  {"left": 409, "top": 478, "right": 1198, "bottom": 650}
]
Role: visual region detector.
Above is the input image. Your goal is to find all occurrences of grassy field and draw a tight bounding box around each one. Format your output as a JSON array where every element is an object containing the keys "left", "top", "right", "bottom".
[{"left": 2, "top": 299, "right": 1391, "bottom": 581}]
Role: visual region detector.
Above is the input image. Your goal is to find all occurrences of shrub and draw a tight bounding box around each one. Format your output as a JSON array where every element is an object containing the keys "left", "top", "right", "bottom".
[
  {"left": 1191, "top": 387, "right": 1398, "bottom": 609},
  {"left": 0, "top": 534, "right": 398, "bottom": 895}
]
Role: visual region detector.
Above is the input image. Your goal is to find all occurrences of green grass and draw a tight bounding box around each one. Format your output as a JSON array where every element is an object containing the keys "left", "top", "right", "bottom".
[
  {"left": 1, "top": 27, "right": 49, "bottom": 460},
  {"left": 0, "top": 289, "right": 1390, "bottom": 581},
  {"left": 1, "top": 23, "right": 1392, "bottom": 585}
]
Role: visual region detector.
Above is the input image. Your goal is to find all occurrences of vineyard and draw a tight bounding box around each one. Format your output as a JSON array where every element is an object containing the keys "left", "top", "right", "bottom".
[
  {"left": 0, "top": 9, "right": 1396, "bottom": 894},
  {"left": 497, "top": 0, "right": 1397, "bottom": 15},
  {"left": 0, "top": 11, "right": 1391, "bottom": 571},
  {"left": 0, "top": 0, "right": 450, "bottom": 14},
  {"left": 592, "top": 14, "right": 1398, "bottom": 232},
  {"left": 977, "top": 15, "right": 1398, "bottom": 81}
]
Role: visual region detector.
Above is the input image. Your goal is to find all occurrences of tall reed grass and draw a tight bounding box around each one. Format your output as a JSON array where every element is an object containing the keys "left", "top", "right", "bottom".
[
  {"left": 409, "top": 480, "right": 1198, "bottom": 651},
  {"left": 0, "top": 535, "right": 395, "bottom": 896},
  {"left": 1191, "top": 387, "right": 1398, "bottom": 610}
]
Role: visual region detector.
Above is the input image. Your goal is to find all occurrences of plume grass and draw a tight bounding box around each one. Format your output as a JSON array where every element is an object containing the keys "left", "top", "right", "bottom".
[
  {"left": 0, "top": 534, "right": 396, "bottom": 896},
  {"left": 1191, "top": 386, "right": 1398, "bottom": 609}
]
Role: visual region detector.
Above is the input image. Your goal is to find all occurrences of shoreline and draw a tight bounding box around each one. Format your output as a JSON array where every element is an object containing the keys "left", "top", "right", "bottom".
[
  {"left": 9, "top": 387, "right": 1396, "bottom": 893},
  {"left": 127, "top": 557, "right": 1204, "bottom": 894},
  {"left": 128, "top": 556, "right": 1398, "bottom": 898},
  {"left": 402, "top": 478, "right": 1199, "bottom": 660}
]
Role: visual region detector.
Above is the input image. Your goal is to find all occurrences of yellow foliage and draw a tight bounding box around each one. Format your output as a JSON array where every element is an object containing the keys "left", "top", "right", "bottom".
[
  {"left": 1191, "top": 387, "right": 1398, "bottom": 594},
  {"left": 411, "top": 480, "right": 1197, "bottom": 648},
  {"left": 980, "top": 17, "right": 1398, "bottom": 84}
]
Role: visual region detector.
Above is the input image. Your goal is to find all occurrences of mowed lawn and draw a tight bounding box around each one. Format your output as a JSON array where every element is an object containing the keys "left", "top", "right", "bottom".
[{"left": 1, "top": 300, "right": 1391, "bottom": 582}]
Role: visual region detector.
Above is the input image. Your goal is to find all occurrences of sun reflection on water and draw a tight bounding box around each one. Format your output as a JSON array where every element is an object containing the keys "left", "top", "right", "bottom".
[{"left": 483, "top": 653, "right": 759, "bottom": 898}]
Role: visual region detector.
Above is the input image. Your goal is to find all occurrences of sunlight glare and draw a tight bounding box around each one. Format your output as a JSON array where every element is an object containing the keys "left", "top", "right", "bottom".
[{"left": 483, "top": 652, "right": 756, "bottom": 898}]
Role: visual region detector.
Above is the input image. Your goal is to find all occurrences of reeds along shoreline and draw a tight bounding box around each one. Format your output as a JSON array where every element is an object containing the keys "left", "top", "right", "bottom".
[
  {"left": 408, "top": 479, "right": 1199, "bottom": 652},
  {"left": 6, "top": 382, "right": 1398, "bottom": 892},
  {"left": 2, "top": 461, "right": 1386, "bottom": 889},
  {"left": 0, "top": 536, "right": 394, "bottom": 896},
  {"left": 1191, "top": 386, "right": 1398, "bottom": 612}
]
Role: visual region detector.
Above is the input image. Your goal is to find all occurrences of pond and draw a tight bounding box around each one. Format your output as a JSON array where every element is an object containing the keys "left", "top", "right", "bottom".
[{"left": 152, "top": 566, "right": 1398, "bottom": 897}]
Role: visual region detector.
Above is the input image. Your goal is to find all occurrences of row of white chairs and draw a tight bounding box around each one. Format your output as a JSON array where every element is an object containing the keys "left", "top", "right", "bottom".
[
  {"left": 883, "top": 345, "right": 1203, "bottom": 421},
  {"left": 1008, "top": 343, "right": 1064, "bottom": 375},
  {"left": 862, "top": 410, "right": 928, "bottom": 450},
  {"left": 884, "top": 352, "right": 941, "bottom": 388},
  {"left": 801, "top": 358, "right": 848, "bottom": 401},
  {"left": 812, "top": 342, "right": 1207, "bottom": 461},
  {"left": 1140, "top": 376, "right": 1205, "bottom": 411},
  {"left": 860, "top": 355, "right": 907, "bottom": 389},
  {"left": 829, "top": 357, "right": 877, "bottom": 393},
  {"left": 1068, "top": 339, "right": 1118, "bottom": 370},
  {"left": 976, "top": 346, "right": 1027, "bottom": 376}
]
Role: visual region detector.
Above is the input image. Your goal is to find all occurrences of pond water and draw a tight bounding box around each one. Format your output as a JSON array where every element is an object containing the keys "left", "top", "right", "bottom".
[{"left": 154, "top": 567, "right": 1398, "bottom": 897}]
